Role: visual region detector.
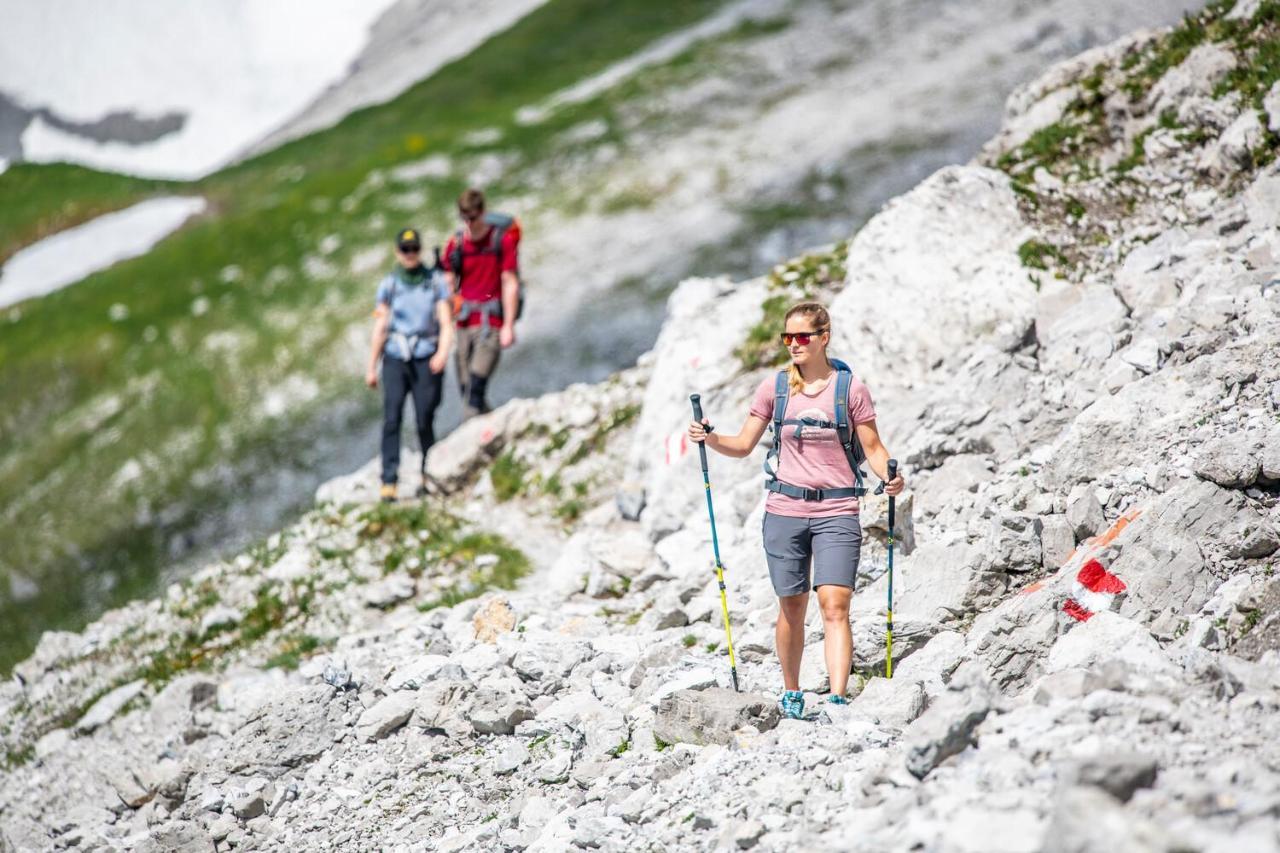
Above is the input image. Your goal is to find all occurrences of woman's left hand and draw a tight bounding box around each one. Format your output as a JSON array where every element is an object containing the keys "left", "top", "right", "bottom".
[{"left": 885, "top": 474, "right": 905, "bottom": 496}]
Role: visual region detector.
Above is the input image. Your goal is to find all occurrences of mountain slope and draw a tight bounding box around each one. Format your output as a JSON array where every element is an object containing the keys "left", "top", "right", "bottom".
[{"left": 0, "top": 0, "right": 1200, "bottom": 674}]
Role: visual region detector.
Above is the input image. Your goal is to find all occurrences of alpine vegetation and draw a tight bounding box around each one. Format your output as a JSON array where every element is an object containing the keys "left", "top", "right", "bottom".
[{"left": 3, "top": 3, "right": 1280, "bottom": 852}]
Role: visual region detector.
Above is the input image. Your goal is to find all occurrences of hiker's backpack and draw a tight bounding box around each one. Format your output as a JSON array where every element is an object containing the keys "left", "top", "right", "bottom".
[
  {"left": 763, "top": 358, "right": 869, "bottom": 501},
  {"left": 448, "top": 211, "right": 525, "bottom": 324}
]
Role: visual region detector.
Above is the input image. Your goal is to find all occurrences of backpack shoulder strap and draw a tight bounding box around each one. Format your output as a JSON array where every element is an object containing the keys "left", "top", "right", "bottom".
[
  {"left": 763, "top": 370, "right": 790, "bottom": 478},
  {"left": 829, "top": 359, "right": 867, "bottom": 492},
  {"left": 449, "top": 230, "right": 465, "bottom": 279},
  {"left": 772, "top": 370, "right": 789, "bottom": 435},
  {"left": 836, "top": 372, "right": 855, "bottom": 447},
  {"left": 486, "top": 212, "right": 512, "bottom": 264}
]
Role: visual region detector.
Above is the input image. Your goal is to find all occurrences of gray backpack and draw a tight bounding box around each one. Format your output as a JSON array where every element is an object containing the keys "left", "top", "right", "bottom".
[{"left": 763, "top": 358, "right": 868, "bottom": 501}]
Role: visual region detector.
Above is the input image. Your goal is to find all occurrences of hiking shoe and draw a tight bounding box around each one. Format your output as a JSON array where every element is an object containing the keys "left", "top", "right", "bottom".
[
  {"left": 379, "top": 484, "right": 397, "bottom": 503},
  {"left": 827, "top": 694, "right": 849, "bottom": 706},
  {"left": 779, "top": 690, "right": 805, "bottom": 720}
]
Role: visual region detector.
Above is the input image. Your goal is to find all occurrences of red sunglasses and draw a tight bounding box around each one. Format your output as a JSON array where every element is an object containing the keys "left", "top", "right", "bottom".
[{"left": 780, "top": 329, "right": 826, "bottom": 346}]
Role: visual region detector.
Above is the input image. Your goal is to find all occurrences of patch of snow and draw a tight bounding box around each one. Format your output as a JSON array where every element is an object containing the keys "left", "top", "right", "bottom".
[
  {"left": 247, "top": 0, "right": 550, "bottom": 155},
  {"left": 3, "top": 0, "right": 400, "bottom": 178},
  {"left": 0, "top": 196, "right": 207, "bottom": 309}
]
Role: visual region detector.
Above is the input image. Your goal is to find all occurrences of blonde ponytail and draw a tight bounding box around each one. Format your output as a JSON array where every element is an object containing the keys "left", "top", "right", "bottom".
[{"left": 783, "top": 301, "right": 833, "bottom": 395}]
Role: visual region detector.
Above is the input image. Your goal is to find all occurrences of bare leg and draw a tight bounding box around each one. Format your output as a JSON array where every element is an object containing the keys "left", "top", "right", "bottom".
[
  {"left": 776, "top": 593, "right": 809, "bottom": 691},
  {"left": 817, "top": 584, "right": 853, "bottom": 697}
]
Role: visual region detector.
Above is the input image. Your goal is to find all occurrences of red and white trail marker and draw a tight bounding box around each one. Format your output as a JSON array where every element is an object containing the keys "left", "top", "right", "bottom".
[{"left": 1063, "top": 558, "right": 1127, "bottom": 622}]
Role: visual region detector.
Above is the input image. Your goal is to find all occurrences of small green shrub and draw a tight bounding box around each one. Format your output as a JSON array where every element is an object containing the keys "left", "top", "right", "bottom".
[
  {"left": 1017, "top": 240, "right": 1068, "bottom": 271},
  {"left": 491, "top": 452, "right": 530, "bottom": 502}
]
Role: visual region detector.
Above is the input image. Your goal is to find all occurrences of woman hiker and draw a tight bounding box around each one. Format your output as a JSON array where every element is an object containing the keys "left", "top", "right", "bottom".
[
  {"left": 688, "top": 301, "right": 905, "bottom": 719},
  {"left": 366, "top": 227, "right": 455, "bottom": 503}
]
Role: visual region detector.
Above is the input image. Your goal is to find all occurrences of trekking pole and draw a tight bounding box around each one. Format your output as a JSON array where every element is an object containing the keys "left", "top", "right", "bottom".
[
  {"left": 882, "top": 458, "right": 899, "bottom": 678},
  {"left": 690, "top": 394, "right": 740, "bottom": 692}
]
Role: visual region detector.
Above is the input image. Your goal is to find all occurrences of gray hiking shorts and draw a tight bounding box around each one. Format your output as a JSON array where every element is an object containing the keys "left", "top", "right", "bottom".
[{"left": 762, "top": 512, "right": 862, "bottom": 597}]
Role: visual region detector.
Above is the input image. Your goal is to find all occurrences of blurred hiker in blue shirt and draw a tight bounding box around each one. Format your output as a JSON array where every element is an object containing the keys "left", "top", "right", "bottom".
[{"left": 365, "top": 227, "right": 454, "bottom": 502}]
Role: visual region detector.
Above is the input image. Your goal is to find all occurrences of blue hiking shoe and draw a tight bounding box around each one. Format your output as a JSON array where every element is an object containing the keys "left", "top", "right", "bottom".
[
  {"left": 780, "top": 690, "right": 805, "bottom": 720},
  {"left": 827, "top": 694, "right": 849, "bottom": 706}
]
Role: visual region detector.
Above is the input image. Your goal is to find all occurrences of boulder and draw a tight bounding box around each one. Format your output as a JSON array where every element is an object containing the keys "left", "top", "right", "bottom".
[
  {"left": 1194, "top": 432, "right": 1262, "bottom": 487},
  {"left": 1113, "top": 228, "right": 1186, "bottom": 314},
  {"left": 1147, "top": 43, "right": 1237, "bottom": 115},
  {"left": 1109, "top": 480, "right": 1241, "bottom": 623},
  {"left": 1042, "top": 786, "right": 1175, "bottom": 853},
  {"left": 220, "top": 684, "right": 353, "bottom": 776},
  {"left": 468, "top": 679, "right": 534, "bottom": 735},
  {"left": 1037, "top": 515, "right": 1076, "bottom": 569},
  {"left": 356, "top": 691, "right": 416, "bottom": 742},
  {"left": 1062, "top": 752, "right": 1158, "bottom": 803},
  {"left": 1035, "top": 282, "right": 1129, "bottom": 380},
  {"left": 363, "top": 573, "right": 415, "bottom": 609},
  {"left": 1266, "top": 81, "right": 1280, "bottom": 134},
  {"left": 473, "top": 595, "right": 517, "bottom": 643},
  {"left": 1199, "top": 109, "right": 1266, "bottom": 177},
  {"left": 848, "top": 678, "right": 927, "bottom": 728},
  {"left": 1065, "top": 484, "right": 1104, "bottom": 542},
  {"left": 385, "top": 655, "right": 462, "bottom": 691},
  {"left": 1045, "top": 612, "right": 1175, "bottom": 677},
  {"left": 891, "top": 630, "right": 967, "bottom": 700},
  {"left": 75, "top": 680, "right": 146, "bottom": 734},
  {"left": 413, "top": 678, "right": 474, "bottom": 736},
  {"left": 903, "top": 673, "right": 992, "bottom": 779},
  {"left": 492, "top": 740, "right": 530, "bottom": 775},
  {"left": 860, "top": 491, "right": 917, "bottom": 555},
  {"left": 654, "top": 688, "right": 781, "bottom": 746},
  {"left": 615, "top": 482, "right": 646, "bottom": 521},
  {"left": 831, "top": 167, "right": 1032, "bottom": 387}
]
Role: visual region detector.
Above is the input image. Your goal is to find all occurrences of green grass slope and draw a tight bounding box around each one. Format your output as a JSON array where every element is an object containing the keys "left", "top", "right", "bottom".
[
  {"left": 0, "top": 163, "right": 175, "bottom": 264},
  {"left": 0, "top": 0, "right": 731, "bottom": 672}
]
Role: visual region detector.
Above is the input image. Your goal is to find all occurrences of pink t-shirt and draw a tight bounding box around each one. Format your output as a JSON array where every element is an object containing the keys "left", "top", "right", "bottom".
[{"left": 749, "top": 371, "right": 877, "bottom": 517}]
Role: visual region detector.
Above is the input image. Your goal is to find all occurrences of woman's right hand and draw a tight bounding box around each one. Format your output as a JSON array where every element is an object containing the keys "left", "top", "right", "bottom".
[
  {"left": 365, "top": 368, "right": 379, "bottom": 389},
  {"left": 688, "top": 418, "right": 712, "bottom": 444}
]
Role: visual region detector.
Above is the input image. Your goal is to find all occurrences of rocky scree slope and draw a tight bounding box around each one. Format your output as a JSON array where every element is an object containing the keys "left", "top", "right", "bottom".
[{"left": 4, "top": 3, "right": 1280, "bottom": 851}]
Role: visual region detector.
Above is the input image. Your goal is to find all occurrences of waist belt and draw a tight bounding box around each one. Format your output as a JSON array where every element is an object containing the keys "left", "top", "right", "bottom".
[
  {"left": 765, "top": 480, "right": 866, "bottom": 501},
  {"left": 457, "top": 297, "right": 503, "bottom": 335},
  {"left": 388, "top": 332, "right": 435, "bottom": 361}
]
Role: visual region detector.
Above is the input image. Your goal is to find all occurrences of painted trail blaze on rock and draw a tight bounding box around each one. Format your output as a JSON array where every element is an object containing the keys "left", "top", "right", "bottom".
[
  {"left": 664, "top": 430, "right": 689, "bottom": 466},
  {"left": 1059, "top": 509, "right": 1139, "bottom": 622},
  {"left": 1064, "top": 559, "right": 1128, "bottom": 622},
  {"left": 1077, "top": 559, "right": 1126, "bottom": 594}
]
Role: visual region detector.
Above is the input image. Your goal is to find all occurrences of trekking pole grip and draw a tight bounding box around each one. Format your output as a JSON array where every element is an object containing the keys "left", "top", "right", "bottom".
[
  {"left": 887, "top": 458, "right": 898, "bottom": 527},
  {"left": 690, "top": 395, "right": 711, "bottom": 473}
]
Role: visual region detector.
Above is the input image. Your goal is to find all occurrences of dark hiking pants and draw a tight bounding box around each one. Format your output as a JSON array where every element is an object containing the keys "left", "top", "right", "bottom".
[{"left": 381, "top": 355, "right": 444, "bottom": 484}]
